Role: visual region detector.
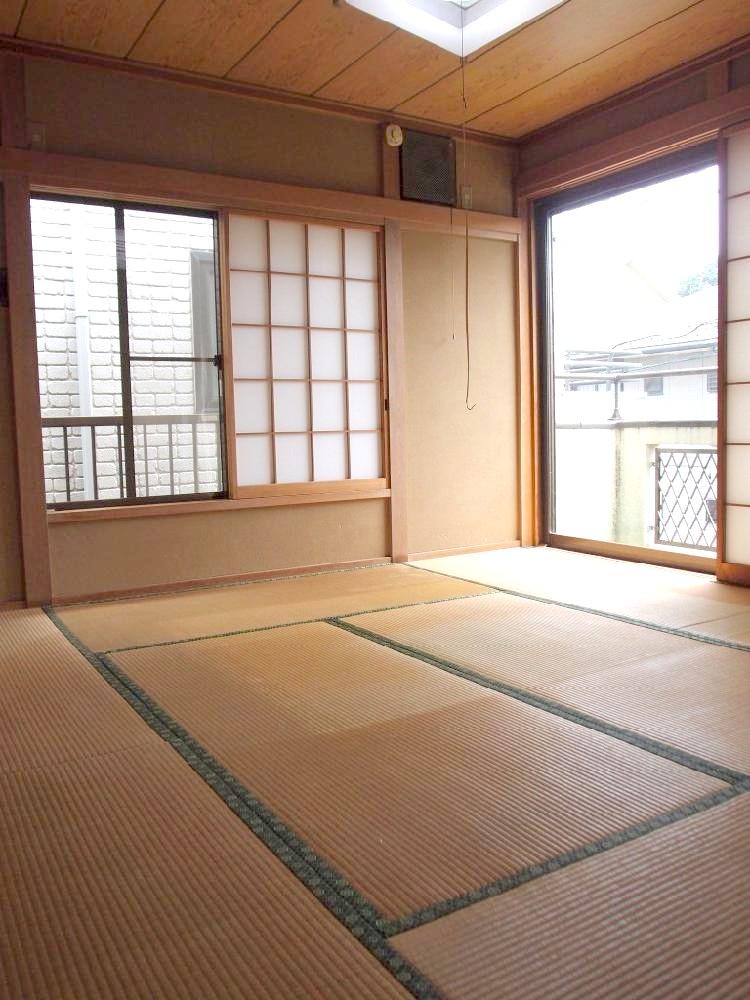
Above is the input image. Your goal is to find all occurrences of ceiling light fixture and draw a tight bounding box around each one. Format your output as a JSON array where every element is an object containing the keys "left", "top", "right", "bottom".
[{"left": 343, "top": 0, "right": 566, "bottom": 57}]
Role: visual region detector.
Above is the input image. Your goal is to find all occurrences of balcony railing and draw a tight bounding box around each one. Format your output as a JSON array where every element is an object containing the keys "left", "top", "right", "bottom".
[
  {"left": 41, "top": 413, "right": 223, "bottom": 509},
  {"left": 654, "top": 445, "right": 717, "bottom": 552}
]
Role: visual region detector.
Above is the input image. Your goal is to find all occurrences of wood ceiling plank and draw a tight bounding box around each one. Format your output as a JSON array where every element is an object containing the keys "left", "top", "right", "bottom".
[
  {"left": 473, "top": 0, "right": 750, "bottom": 137},
  {"left": 128, "top": 0, "right": 297, "bottom": 75},
  {"left": 229, "top": 0, "right": 394, "bottom": 95},
  {"left": 396, "top": 0, "right": 715, "bottom": 126},
  {"left": 1, "top": 1, "right": 24, "bottom": 36},
  {"left": 316, "top": 29, "right": 459, "bottom": 110},
  {"left": 16, "top": 0, "right": 163, "bottom": 57}
]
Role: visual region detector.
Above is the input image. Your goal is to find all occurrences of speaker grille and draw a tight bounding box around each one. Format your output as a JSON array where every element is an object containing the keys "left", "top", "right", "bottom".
[{"left": 400, "top": 130, "right": 456, "bottom": 207}]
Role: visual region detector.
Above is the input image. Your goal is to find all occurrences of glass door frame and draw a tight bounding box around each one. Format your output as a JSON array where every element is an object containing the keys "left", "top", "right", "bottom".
[{"left": 534, "top": 142, "right": 719, "bottom": 572}]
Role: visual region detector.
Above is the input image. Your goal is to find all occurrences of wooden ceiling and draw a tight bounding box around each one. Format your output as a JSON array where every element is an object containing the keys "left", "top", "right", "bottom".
[{"left": 2, "top": 0, "right": 750, "bottom": 140}]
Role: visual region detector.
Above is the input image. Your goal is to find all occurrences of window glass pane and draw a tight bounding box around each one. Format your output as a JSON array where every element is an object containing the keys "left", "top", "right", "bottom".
[
  {"left": 275, "top": 434, "right": 311, "bottom": 483},
  {"left": 309, "top": 276, "right": 343, "bottom": 328},
  {"left": 350, "top": 431, "right": 381, "bottom": 479},
  {"left": 345, "top": 229, "right": 377, "bottom": 280},
  {"left": 229, "top": 215, "right": 266, "bottom": 270},
  {"left": 347, "top": 332, "right": 380, "bottom": 380},
  {"left": 310, "top": 329, "right": 344, "bottom": 379},
  {"left": 236, "top": 434, "right": 273, "bottom": 486},
  {"left": 232, "top": 326, "right": 269, "bottom": 378},
  {"left": 235, "top": 381, "right": 271, "bottom": 433},
  {"left": 346, "top": 280, "right": 378, "bottom": 329},
  {"left": 125, "top": 209, "right": 218, "bottom": 357},
  {"left": 313, "top": 433, "right": 347, "bottom": 481},
  {"left": 31, "top": 199, "right": 122, "bottom": 505},
  {"left": 230, "top": 271, "right": 268, "bottom": 325},
  {"left": 272, "top": 328, "right": 307, "bottom": 379},
  {"left": 269, "top": 220, "right": 306, "bottom": 273},
  {"left": 312, "top": 382, "right": 345, "bottom": 431},
  {"left": 270, "top": 273, "right": 306, "bottom": 326},
  {"left": 348, "top": 381, "right": 380, "bottom": 430},
  {"left": 308, "top": 225, "right": 342, "bottom": 277},
  {"left": 273, "top": 382, "right": 309, "bottom": 432}
]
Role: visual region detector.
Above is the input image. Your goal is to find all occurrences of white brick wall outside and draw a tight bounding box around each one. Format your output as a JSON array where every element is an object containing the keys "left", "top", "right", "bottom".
[{"left": 31, "top": 200, "right": 223, "bottom": 504}]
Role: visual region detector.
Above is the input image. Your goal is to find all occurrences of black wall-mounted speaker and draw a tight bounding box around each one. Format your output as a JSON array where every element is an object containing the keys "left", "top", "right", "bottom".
[{"left": 400, "top": 129, "right": 456, "bottom": 207}]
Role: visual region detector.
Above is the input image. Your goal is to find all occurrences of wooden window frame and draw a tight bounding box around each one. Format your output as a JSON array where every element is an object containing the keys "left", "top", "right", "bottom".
[{"left": 222, "top": 209, "right": 390, "bottom": 502}]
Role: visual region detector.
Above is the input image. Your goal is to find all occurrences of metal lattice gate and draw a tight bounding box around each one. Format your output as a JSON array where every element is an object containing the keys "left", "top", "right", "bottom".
[{"left": 654, "top": 446, "right": 718, "bottom": 552}]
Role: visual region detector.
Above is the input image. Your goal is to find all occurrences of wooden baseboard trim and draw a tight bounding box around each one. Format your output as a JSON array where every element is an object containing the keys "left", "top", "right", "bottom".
[
  {"left": 52, "top": 556, "right": 392, "bottom": 606},
  {"left": 717, "top": 561, "right": 750, "bottom": 587},
  {"left": 407, "top": 540, "right": 521, "bottom": 561},
  {"left": 550, "top": 534, "right": 717, "bottom": 575},
  {"left": 0, "top": 599, "right": 25, "bottom": 611}
]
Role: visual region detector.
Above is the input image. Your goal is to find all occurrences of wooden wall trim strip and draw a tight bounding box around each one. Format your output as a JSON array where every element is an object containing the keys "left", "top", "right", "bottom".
[
  {"left": 0, "top": 146, "right": 521, "bottom": 238},
  {"left": 47, "top": 489, "right": 392, "bottom": 525},
  {"left": 717, "top": 561, "right": 750, "bottom": 586},
  {"left": 51, "top": 557, "right": 392, "bottom": 607},
  {"left": 407, "top": 540, "right": 521, "bottom": 561},
  {"left": 519, "top": 83, "right": 750, "bottom": 199},
  {"left": 384, "top": 219, "right": 408, "bottom": 562},
  {"left": 717, "top": 134, "right": 729, "bottom": 565},
  {"left": 0, "top": 35, "right": 514, "bottom": 150},
  {"left": 3, "top": 175, "right": 52, "bottom": 605}
]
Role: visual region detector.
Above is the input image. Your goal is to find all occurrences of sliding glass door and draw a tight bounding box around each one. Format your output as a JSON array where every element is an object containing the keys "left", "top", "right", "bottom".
[{"left": 538, "top": 149, "right": 719, "bottom": 558}]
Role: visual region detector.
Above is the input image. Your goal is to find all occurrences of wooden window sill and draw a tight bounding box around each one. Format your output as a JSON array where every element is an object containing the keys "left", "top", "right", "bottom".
[{"left": 47, "top": 487, "right": 391, "bottom": 524}]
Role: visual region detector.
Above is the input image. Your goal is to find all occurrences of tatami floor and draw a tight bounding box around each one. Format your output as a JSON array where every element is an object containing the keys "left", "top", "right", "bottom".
[{"left": 2, "top": 548, "right": 750, "bottom": 998}]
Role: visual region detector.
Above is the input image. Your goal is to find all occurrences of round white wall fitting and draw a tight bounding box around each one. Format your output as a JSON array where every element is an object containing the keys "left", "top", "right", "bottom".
[{"left": 385, "top": 124, "right": 404, "bottom": 147}]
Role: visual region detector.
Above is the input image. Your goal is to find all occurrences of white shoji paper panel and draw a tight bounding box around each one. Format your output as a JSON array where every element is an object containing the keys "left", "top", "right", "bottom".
[
  {"left": 271, "top": 274, "right": 306, "bottom": 327},
  {"left": 311, "top": 329, "right": 345, "bottom": 379},
  {"left": 236, "top": 435, "right": 273, "bottom": 485},
  {"left": 234, "top": 382, "right": 270, "bottom": 433},
  {"left": 728, "top": 193, "right": 750, "bottom": 260},
  {"left": 273, "top": 381, "right": 309, "bottom": 432},
  {"left": 728, "top": 258, "right": 750, "bottom": 321},
  {"left": 308, "top": 225, "right": 342, "bottom": 277},
  {"left": 272, "top": 328, "right": 307, "bottom": 379},
  {"left": 232, "top": 327, "right": 269, "bottom": 378},
  {"left": 727, "top": 384, "right": 750, "bottom": 442},
  {"left": 230, "top": 271, "right": 268, "bottom": 325},
  {"left": 727, "top": 321, "right": 750, "bottom": 383},
  {"left": 348, "top": 382, "right": 380, "bottom": 430},
  {"left": 312, "top": 382, "right": 346, "bottom": 431},
  {"left": 313, "top": 433, "right": 347, "bottom": 481},
  {"left": 345, "top": 229, "right": 377, "bottom": 280},
  {"left": 309, "top": 277, "right": 344, "bottom": 328},
  {"left": 728, "top": 132, "right": 750, "bottom": 197},
  {"left": 347, "top": 332, "right": 380, "bottom": 380},
  {"left": 229, "top": 216, "right": 266, "bottom": 270},
  {"left": 276, "top": 434, "right": 311, "bottom": 483},
  {"left": 726, "top": 505, "right": 750, "bottom": 564},
  {"left": 727, "top": 445, "right": 750, "bottom": 506},
  {"left": 350, "top": 431, "right": 381, "bottom": 479},
  {"left": 346, "top": 280, "right": 378, "bottom": 330},
  {"left": 269, "top": 220, "right": 306, "bottom": 273}
]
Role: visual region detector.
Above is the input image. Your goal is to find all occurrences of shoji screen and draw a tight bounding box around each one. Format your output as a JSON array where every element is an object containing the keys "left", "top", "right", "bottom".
[
  {"left": 227, "top": 215, "right": 385, "bottom": 492},
  {"left": 724, "top": 126, "right": 750, "bottom": 568}
]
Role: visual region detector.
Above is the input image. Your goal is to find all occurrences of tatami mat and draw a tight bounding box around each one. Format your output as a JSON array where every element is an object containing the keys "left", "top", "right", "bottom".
[
  {"left": 412, "top": 547, "right": 750, "bottom": 634},
  {"left": 0, "top": 609, "right": 157, "bottom": 776},
  {"left": 0, "top": 742, "right": 410, "bottom": 1000},
  {"left": 393, "top": 792, "right": 750, "bottom": 999},
  {"left": 114, "top": 621, "right": 725, "bottom": 920},
  {"left": 351, "top": 592, "right": 750, "bottom": 775},
  {"left": 56, "top": 563, "right": 489, "bottom": 652}
]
